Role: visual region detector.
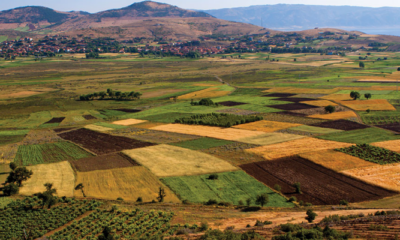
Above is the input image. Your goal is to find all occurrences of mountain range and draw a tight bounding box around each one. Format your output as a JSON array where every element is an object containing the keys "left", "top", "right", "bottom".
[{"left": 204, "top": 4, "right": 400, "bottom": 31}]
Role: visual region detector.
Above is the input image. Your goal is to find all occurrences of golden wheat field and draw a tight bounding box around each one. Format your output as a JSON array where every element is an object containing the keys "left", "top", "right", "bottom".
[
  {"left": 150, "top": 124, "right": 265, "bottom": 141},
  {"left": 246, "top": 138, "right": 354, "bottom": 160},
  {"left": 20, "top": 161, "right": 75, "bottom": 197},
  {"left": 123, "top": 144, "right": 237, "bottom": 177},
  {"left": 233, "top": 120, "right": 301, "bottom": 132},
  {"left": 337, "top": 99, "right": 396, "bottom": 111},
  {"left": 84, "top": 124, "right": 113, "bottom": 132},
  {"left": 320, "top": 94, "right": 353, "bottom": 101},
  {"left": 308, "top": 111, "right": 358, "bottom": 120},
  {"left": 298, "top": 150, "right": 376, "bottom": 171},
  {"left": 342, "top": 163, "right": 400, "bottom": 192},
  {"left": 372, "top": 140, "right": 400, "bottom": 152},
  {"left": 177, "top": 87, "right": 232, "bottom": 99},
  {"left": 300, "top": 100, "right": 338, "bottom": 107},
  {"left": 236, "top": 132, "right": 305, "bottom": 145},
  {"left": 264, "top": 87, "right": 338, "bottom": 94},
  {"left": 112, "top": 119, "right": 148, "bottom": 126},
  {"left": 74, "top": 166, "right": 180, "bottom": 202}
]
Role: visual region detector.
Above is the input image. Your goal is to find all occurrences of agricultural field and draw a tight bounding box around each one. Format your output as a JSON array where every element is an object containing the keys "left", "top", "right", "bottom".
[
  {"left": 70, "top": 153, "right": 139, "bottom": 172},
  {"left": 58, "top": 128, "right": 156, "bottom": 155},
  {"left": 162, "top": 171, "right": 294, "bottom": 207},
  {"left": 169, "top": 137, "right": 233, "bottom": 150},
  {"left": 336, "top": 144, "right": 400, "bottom": 165},
  {"left": 233, "top": 120, "right": 301, "bottom": 132},
  {"left": 317, "top": 127, "right": 400, "bottom": 144},
  {"left": 19, "top": 161, "right": 75, "bottom": 197},
  {"left": 74, "top": 166, "right": 180, "bottom": 202},
  {"left": 123, "top": 144, "right": 237, "bottom": 177},
  {"left": 241, "top": 156, "right": 396, "bottom": 205},
  {"left": 14, "top": 141, "right": 93, "bottom": 166}
]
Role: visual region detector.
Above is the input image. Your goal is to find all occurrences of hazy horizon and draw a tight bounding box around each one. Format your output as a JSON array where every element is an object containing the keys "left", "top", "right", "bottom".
[{"left": 1, "top": 0, "right": 400, "bottom": 13}]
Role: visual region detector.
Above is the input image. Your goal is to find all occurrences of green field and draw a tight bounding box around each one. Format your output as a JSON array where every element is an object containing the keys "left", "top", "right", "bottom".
[
  {"left": 14, "top": 141, "right": 94, "bottom": 166},
  {"left": 288, "top": 125, "right": 343, "bottom": 135},
  {"left": 317, "top": 127, "right": 400, "bottom": 144},
  {"left": 162, "top": 171, "right": 294, "bottom": 207},
  {"left": 170, "top": 138, "right": 233, "bottom": 150}
]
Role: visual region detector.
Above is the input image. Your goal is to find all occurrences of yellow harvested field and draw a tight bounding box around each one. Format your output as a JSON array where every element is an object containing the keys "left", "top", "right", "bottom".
[
  {"left": 20, "top": 161, "right": 75, "bottom": 197},
  {"left": 308, "top": 111, "right": 357, "bottom": 120},
  {"left": 150, "top": 124, "right": 265, "bottom": 141},
  {"left": 372, "top": 140, "right": 400, "bottom": 152},
  {"left": 132, "top": 122, "right": 167, "bottom": 129},
  {"left": 246, "top": 138, "right": 353, "bottom": 160},
  {"left": 337, "top": 100, "right": 396, "bottom": 111},
  {"left": 233, "top": 120, "right": 301, "bottom": 132},
  {"left": 320, "top": 94, "right": 353, "bottom": 101},
  {"left": 342, "top": 163, "right": 400, "bottom": 192},
  {"left": 0, "top": 91, "right": 46, "bottom": 99},
  {"left": 264, "top": 87, "right": 337, "bottom": 94},
  {"left": 300, "top": 100, "right": 338, "bottom": 107},
  {"left": 112, "top": 119, "right": 148, "bottom": 126},
  {"left": 299, "top": 150, "right": 376, "bottom": 171},
  {"left": 74, "top": 167, "right": 180, "bottom": 202},
  {"left": 177, "top": 87, "right": 232, "bottom": 99},
  {"left": 236, "top": 132, "right": 305, "bottom": 145},
  {"left": 123, "top": 144, "right": 237, "bottom": 177},
  {"left": 84, "top": 124, "right": 113, "bottom": 132}
]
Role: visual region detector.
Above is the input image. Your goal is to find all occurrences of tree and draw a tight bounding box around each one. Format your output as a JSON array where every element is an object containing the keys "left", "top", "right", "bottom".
[
  {"left": 208, "top": 174, "right": 219, "bottom": 180},
  {"left": 255, "top": 194, "right": 269, "bottom": 207},
  {"left": 37, "top": 183, "right": 57, "bottom": 209},
  {"left": 157, "top": 187, "right": 166, "bottom": 203},
  {"left": 98, "top": 227, "right": 114, "bottom": 240},
  {"left": 306, "top": 209, "right": 318, "bottom": 223},
  {"left": 325, "top": 105, "right": 336, "bottom": 114},
  {"left": 293, "top": 182, "right": 301, "bottom": 194},
  {"left": 9, "top": 162, "right": 17, "bottom": 171},
  {"left": 6, "top": 166, "right": 33, "bottom": 187},
  {"left": 3, "top": 183, "right": 19, "bottom": 196},
  {"left": 75, "top": 183, "right": 86, "bottom": 197},
  {"left": 246, "top": 198, "right": 252, "bottom": 207},
  {"left": 350, "top": 91, "right": 361, "bottom": 100},
  {"left": 365, "top": 93, "right": 372, "bottom": 100},
  {"left": 359, "top": 61, "right": 365, "bottom": 68},
  {"left": 397, "top": 67, "right": 400, "bottom": 71}
]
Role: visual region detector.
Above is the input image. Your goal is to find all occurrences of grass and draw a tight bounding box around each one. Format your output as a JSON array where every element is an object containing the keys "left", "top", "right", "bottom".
[
  {"left": 0, "top": 197, "right": 13, "bottom": 208},
  {"left": 169, "top": 138, "right": 233, "bottom": 150},
  {"left": 162, "top": 171, "right": 294, "bottom": 207},
  {"left": 94, "top": 122, "right": 127, "bottom": 129},
  {"left": 0, "top": 135, "right": 26, "bottom": 146},
  {"left": 0, "top": 130, "right": 29, "bottom": 135},
  {"left": 14, "top": 141, "right": 94, "bottom": 166},
  {"left": 317, "top": 127, "right": 400, "bottom": 144},
  {"left": 123, "top": 144, "right": 237, "bottom": 177},
  {"left": 74, "top": 166, "right": 180, "bottom": 202}
]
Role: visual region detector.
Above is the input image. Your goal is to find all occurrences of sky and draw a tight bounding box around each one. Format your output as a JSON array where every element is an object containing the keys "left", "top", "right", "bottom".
[{"left": 1, "top": 0, "right": 400, "bottom": 13}]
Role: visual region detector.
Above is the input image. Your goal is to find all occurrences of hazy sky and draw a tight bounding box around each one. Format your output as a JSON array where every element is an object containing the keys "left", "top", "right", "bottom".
[{"left": 2, "top": 0, "right": 400, "bottom": 13}]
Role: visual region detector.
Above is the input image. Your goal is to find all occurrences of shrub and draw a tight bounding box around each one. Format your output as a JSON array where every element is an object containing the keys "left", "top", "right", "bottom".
[
  {"left": 339, "top": 200, "right": 349, "bottom": 206},
  {"left": 205, "top": 199, "right": 218, "bottom": 205},
  {"left": 116, "top": 197, "right": 124, "bottom": 201},
  {"left": 199, "top": 222, "right": 209, "bottom": 232},
  {"left": 288, "top": 196, "right": 297, "bottom": 202},
  {"left": 208, "top": 174, "right": 219, "bottom": 180},
  {"left": 325, "top": 105, "right": 336, "bottom": 114},
  {"left": 3, "top": 183, "right": 19, "bottom": 196},
  {"left": 274, "top": 184, "right": 281, "bottom": 192},
  {"left": 306, "top": 209, "right": 317, "bottom": 223},
  {"left": 238, "top": 200, "right": 244, "bottom": 206},
  {"left": 293, "top": 182, "right": 301, "bottom": 194},
  {"left": 136, "top": 197, "right": 143, "bottom": 203}
]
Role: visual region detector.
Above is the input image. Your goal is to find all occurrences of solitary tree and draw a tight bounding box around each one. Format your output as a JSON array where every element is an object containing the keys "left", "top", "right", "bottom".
[
  {"left": 365, "top": 93, "right": 372, "bottom": 100},
  {"left": 75, "top": 183, "right": 86, "bottom": 197},
  {"left": 6, "top": 166, "right": 33, "bottom": 187},
  {"left": 397, "top": 67, "right": 400, "bottom": 71},
  {"left": 350, "top": 91, "right": 361, "bottom": 100},
  {"left": 98, "top": 227, "right": 114, "bottom": 240},
  {"left": 325, "top": 105, "right": 336, "bottom": 114},
  {"left": 255, "top": 194, "right": 269, "bottom": 207},
  {"left": 9, "top": 162, "right": 17, "bottom": 171},
  {"left": 359, "top": 61, "right": 365, "bottom": 68},
  {"left": 305, "top": 209, "right": 318, "bottom": 223},
  {"left": 246, "top": 198, "right": 252, "bottom": 207},
  {"left": 37, "top": 183, "right": 57, "bottom": 209},
  {"left": 157, "top": 187, "right": 166, "bottom": 203},
  {"left": 293, "top": 182, "right": 302, "bottom": 194}
]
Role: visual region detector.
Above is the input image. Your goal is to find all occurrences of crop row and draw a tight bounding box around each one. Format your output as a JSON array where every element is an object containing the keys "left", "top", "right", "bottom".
[
  {"left": 175, "top": 113, "right": 263, "bottom": 128},
  {"left": 336, "top": 144, "right": 400, "bottom": 165},
  {"left": 362, "top": 116, "right": 400, "bottom": 125}
]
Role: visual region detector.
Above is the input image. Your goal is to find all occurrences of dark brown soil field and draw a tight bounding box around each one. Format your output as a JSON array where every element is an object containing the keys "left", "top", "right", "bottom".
[
  {"left": 377, "top": 123, "right": 400, "bottom": 133},
  {"left": 70, "top": 153, "right": 139, "bottom": 172},
  {"left": 264, "top": 93, "right": 296, "bottom": 98},
  {"left": 53, "top": 128, "right": 75, "bottom": 133},
  {"left": 291, "top": 106, "right": 349, "bottom": 116},
  {"left": 45, "top": 117, "right": 65, "bottom": 124},
  {"left": 83, "top": 115, "right": 97, "bottom": 120},
  {"left": 58, "top": 128, "right": 156, "bottom": 155},
  {"left": 217, "top": 101, "right": 247, "bottom": 107},
  {"left": 115, "top": 109, "right": 142, "bottom": 113},
  {"left": 112, "top": 127, "right": 201, "bottom": 144},
  {"left": 275, "top": 97, "right": 316, "bottom": 103},
  {"left": 240, "top": 156, "right": 396, "bottom": 205},
  {"left": 270, "top": 103, "right": 320, "bottom": 111},
  {"left": 312, "top": 119, "right": 370, "bottom": 131}
]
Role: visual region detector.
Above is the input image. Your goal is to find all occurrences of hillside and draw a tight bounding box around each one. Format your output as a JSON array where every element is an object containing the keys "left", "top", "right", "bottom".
[{"left": 204, "top": 4, "right": 400, "bottom": 32}]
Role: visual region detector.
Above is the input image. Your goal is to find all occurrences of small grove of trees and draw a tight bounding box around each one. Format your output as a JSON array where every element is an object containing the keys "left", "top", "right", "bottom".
[
  {"left": 80, "top": 89, "right": 142, "bottom": 101},
  {"left": 36, "top": 183, "right": 57, "bottom": 209},
  {"left": 3, "top": 163, "right": 33, "bottom": 196},
  {"left": 325, "top": 105, "right": 336, "bottom": 114},
  {"left": 365, "top": 93, "right": 372, "bottom": 100},
  {"left": 359, "top": 61, "right": 365, "bottom": 68},
  {"left": 191, "top": 98, "right": 219, "bottom": 107},
  {"left": 350, "top": 91, "right": 361, "bottom": 100},
  {"left": 86, "top": 52, "right": 100, "bottom": 59}
]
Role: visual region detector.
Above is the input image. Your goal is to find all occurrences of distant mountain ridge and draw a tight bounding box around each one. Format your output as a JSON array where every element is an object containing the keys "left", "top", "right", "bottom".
[{"left": 204, "top": 4, "right": 400, "bottom": 30}]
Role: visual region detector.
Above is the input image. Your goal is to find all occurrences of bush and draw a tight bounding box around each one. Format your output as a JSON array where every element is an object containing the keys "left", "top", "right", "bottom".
[
  {"left": 199, "top": 222, "right": 209, "bottom": 232},
  {"left": 288, "top": 196, "right": 297, "bottom": 202},
  {"left": 339, "top": 200, "right": 348, "bottom": 206},
  {"left": 325, "top": 105, "right": 336, "bottom": 114},
  {"left": 274, "top": 184, "right": 281, "bottom": 192},
  {"left": 191, "top": 98, "right": 219, "bottom": 107},
  {"left": 293, "top": 182, "right": 301, "bottom": 194},
  {"left": 136, "top": 197, "right": 143, "bottom": 203},
  {"left": 3, "top": 183, "right": 19, "bottom": 196},
  {"left": 116, "top": 197, "right": 124, "bottom": 201},
  {"left": 306, "top": 209, "right": 317, "bottom": 223},
  {"left": 238, "top": 200, "right": 244, "bottom": 206},
  {"left": 208, "top": 174, "right": 219, "bottom": 180},
  {"left": 205, "top": 199, "right": 218, "bottom": 205}
]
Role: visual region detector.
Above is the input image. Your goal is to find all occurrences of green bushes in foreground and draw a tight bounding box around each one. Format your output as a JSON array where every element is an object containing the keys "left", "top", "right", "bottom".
[
  {"left": 175, "top": 113, "right": 263, "bottom": 127},
  {"left": 336, "top": 143, "right": 400, "bottom": 165}
]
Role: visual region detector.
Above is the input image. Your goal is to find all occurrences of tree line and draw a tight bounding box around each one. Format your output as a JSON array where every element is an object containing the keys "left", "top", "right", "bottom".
[{"left": 79, "top": 89, "right": 142, "bottom": 101}]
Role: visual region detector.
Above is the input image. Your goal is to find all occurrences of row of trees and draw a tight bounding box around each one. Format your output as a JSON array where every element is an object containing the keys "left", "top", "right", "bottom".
[
  {"left": 80, "top": 89, "right": 142, "bottom": 101},
  {"left": 350, "top": 91, "right": 372, "bottom": 100}
]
